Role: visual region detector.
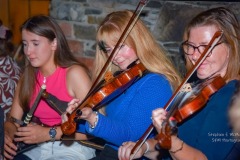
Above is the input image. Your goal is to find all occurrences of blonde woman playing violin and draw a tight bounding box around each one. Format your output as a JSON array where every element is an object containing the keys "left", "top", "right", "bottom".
[
  {"left": 118, "top": 7, "right": 240, "bottom": 160},
  {"left": 62, "top": 10, "right": 182, "bottom": 160}
]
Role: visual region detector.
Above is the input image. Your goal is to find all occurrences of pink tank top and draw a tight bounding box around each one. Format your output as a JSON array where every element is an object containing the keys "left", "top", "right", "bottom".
[{"left": 30, "top": 67, "right": 72, "bottom": 126}]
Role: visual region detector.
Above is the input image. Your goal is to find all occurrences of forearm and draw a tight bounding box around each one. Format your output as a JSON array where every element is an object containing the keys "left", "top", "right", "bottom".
[
  {"left": 60, "top": 131, "right": 89, "bottom": 141},
  {"left": 53, "top": 123, "right": 89, "bottom": 142},
  {"left": 55, "top": 125, "right": 63, "bottom": 141},
  {"left": 169, "top": 136, "right": 207, "bottom": 160},
  {"left": 74, "top": 133, "right": 89, "bottom": 140}
]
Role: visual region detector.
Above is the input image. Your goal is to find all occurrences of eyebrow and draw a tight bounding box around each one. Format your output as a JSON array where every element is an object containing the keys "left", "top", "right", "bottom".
[
  {"left": 187, "top": 41, "right": 209, "bottom": 46},
  {"left": 22, "top": 39, "right": 40, "bottom": 43}
]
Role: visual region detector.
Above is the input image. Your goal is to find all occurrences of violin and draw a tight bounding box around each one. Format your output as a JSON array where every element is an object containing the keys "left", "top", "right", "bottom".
[
  {"left": 61, "top": 61, "right": 146, "bottom": 135},
  {"left": 155, "top": 75, "right": 226, "bottom": 150},
  {"left": 130, "top": 30, "right": 224, "bottom": 157},
  {"left": 173, "top": 75, "right": 225, "bottom": 123}
]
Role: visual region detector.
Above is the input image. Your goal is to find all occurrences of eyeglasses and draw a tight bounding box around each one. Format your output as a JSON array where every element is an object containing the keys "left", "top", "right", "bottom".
[{"left": 181, "top": 41, "right": 223, "bottom": 57}]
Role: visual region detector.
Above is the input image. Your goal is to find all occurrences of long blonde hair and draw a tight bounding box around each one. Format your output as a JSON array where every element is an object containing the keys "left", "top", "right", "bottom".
[{"left": 93, "top": 10, "right": 182, "bottom": 90}]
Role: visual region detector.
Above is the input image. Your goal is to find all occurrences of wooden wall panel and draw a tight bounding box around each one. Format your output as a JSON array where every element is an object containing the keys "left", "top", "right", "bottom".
[
  {"left": 0, "top": 0, "right": 9, "bottom": 26},
  {"left": 0, "top": 0, "right": 50, "bottom": 45},
  {"left": 9, "top": 0, "right": 29, "bottom": 44},
  {"left": 30, "top": 0, "right": 50, "bottom": 16}
]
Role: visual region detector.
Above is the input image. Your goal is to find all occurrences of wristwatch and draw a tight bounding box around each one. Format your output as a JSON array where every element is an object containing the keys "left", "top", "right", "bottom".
[{"left": 49, "top": 127, "right": 57, "bottom": 142}]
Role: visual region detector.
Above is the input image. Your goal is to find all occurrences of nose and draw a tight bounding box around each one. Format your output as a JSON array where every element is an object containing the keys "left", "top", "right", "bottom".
[
  {"left": 113, "top": 49, "right": 122, "bottom": 61},
  {"left": 191, "top": 49, "right": 201, "bottom": 62},
  {"left": 24, "top": 46, "right": 31, "bottom": 56}
]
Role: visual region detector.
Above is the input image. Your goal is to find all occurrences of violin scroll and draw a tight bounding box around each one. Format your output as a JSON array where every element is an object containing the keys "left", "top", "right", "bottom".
[
  {"left": 61, "top": 100, "right": 94, "bottom": 135},
  {"left": 61, "top": 114, "right": 77, "bottom": 136},
  {"left": 154, "top": 122, "right": 172, "bottom": 150}
]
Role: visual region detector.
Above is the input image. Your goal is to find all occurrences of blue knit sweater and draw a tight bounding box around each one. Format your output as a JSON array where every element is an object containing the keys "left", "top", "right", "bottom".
[{"left": 78, "top": 73, "right": 173, "bottom": 151}]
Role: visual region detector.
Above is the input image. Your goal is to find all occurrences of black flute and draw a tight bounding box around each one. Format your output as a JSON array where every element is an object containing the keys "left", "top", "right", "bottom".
[{"left": 15, "top": 84, "right": 46, "bottom": 155}]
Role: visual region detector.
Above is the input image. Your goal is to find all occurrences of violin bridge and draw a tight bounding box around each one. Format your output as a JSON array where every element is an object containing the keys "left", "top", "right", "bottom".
[{"left": 104, "top": 71, "right": 114, "bottom": 82}]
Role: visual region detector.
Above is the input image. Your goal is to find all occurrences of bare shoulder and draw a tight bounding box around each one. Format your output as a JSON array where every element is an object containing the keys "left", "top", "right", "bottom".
[
  {"left": 67, "top": 64, "right": 90, "bottom": 78},
  {"left": 66, "top": 65, "right": 92, "bottom": 98}
]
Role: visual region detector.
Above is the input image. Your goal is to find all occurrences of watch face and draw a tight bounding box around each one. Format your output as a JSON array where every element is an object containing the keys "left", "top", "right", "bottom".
[{"left": 49, "top": 128, "right": 56, "bottom": 137}]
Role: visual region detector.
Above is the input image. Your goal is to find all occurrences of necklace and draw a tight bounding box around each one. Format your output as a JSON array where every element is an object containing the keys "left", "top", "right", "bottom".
[
  {"left": 43, "top": 76, "right": 47, "bottom": 84},
  {"left": 40, "top": 66, "right": 58, "bottom": 85}
]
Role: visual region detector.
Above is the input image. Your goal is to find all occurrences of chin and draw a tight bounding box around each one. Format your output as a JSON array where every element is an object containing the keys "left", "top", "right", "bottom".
[
  {"left": 30, "top": 62, "right": 40, "bottom": 67},
  {"left": 197, "top": 73, "right": 208, "bottom": 80},
  {"left": 119, "top": 65, "right": 127, "bottom": 70}
]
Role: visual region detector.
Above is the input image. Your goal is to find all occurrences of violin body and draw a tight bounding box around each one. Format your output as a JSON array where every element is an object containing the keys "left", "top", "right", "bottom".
[
  {"left": 155, "top": 75, "right": 226, "bottom": 150},
  {"left": 61, "top": 62, "right": 146, "bottom": 135},
  {"left": 174, "top": 75, "right": 226, "bottom": 123},
  {"left": 89, "top": 62, "right": 146, "bottom": 108}
]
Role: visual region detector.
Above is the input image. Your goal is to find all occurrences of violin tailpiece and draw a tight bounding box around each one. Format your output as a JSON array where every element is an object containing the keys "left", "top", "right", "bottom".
[{"left": 138, "top": 70, "right": 143, "bottom": 77}]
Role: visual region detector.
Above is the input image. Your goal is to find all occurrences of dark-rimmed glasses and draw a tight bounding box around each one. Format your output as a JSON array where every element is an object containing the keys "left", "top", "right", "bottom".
[{"left": 181, "top": 41, "right": 223, "bottom": 57}]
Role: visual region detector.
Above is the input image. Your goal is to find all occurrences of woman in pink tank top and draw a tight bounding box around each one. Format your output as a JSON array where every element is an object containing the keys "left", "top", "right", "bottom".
[{"left": 4, "top": 15, "right": 95, "bottom": 160}]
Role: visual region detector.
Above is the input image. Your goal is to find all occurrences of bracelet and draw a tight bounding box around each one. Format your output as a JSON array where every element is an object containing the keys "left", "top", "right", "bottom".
[
  {"left": 8, "top": 116, "right": 24, "bottom": 126},
  {"left": 89, "top": 111, "right": 98, "bottom": 129},
  {"left": 144, "top": 141, "right": 150, "bottom": 154},
  {"left": 169, "top": 140, "right": 184, "bottom": 153}
]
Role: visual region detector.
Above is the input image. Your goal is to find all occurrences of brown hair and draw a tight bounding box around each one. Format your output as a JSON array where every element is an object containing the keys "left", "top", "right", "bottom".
[
  {"left": 183, "top": 7, "right": 240, "bottom": 81},
  {"left": 19, "top": 15, "right": 88, "bottom": 110}
]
